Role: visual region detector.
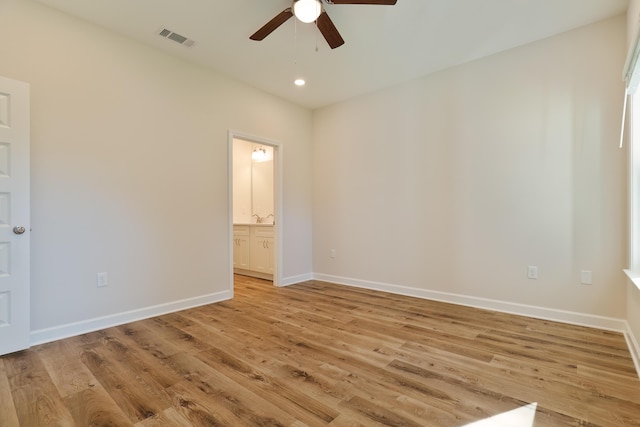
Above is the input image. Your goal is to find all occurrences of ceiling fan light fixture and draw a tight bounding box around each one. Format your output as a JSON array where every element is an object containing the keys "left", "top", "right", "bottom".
[{"left": 293, "top": 0, "right": 322, "bottom": 23}]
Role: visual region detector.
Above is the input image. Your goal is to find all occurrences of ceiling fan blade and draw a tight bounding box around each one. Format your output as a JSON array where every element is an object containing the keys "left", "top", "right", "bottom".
[
  {"left": 317, "top": 11, "right": 345, "bottom": 49},
  {"left": 250, "top": 8, "right": 294, "bottom": 41},
  {"left": 328, "top": 0, "right": 397, "bottom": 4}
]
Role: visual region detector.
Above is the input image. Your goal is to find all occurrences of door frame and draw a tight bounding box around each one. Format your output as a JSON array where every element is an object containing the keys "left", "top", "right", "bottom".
[{"left": 228, "top": 130, "right": 283, "bottom": 290}]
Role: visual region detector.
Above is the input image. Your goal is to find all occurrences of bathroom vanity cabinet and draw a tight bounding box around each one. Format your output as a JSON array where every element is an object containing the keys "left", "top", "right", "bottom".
[{"left": 233, "top": 224, "right": 274, "bottom": 279}]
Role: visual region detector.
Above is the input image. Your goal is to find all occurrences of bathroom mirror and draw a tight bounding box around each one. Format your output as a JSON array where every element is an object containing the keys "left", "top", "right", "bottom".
[{"left": 251, "top": 152, "right": 274, "bottom": 223}]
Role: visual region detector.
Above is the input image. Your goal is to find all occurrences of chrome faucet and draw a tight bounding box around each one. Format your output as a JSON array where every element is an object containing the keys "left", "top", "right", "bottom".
[{"left": 252, "top": 213, "right": 274, "bottom": 224}]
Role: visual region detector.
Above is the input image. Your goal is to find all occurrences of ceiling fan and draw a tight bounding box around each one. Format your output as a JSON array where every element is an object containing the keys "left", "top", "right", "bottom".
[{"left": 250, "top": 0, "right": 397, "bottom": 49}]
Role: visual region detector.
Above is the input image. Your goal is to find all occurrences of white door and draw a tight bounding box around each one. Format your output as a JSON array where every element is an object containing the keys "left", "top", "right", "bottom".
[{"left": 0, "top": 76, "right": 30, "bottom": 355}]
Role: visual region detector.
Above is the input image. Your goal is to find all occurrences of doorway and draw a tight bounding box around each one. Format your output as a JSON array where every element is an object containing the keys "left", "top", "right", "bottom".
[{"left": 228, "top": 131, "right": 282, "bottom": 291}]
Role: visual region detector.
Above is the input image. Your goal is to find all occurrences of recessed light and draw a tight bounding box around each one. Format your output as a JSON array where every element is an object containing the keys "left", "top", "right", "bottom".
[{"left": 294, "top": 78, "right": 306, "bottom": 86}]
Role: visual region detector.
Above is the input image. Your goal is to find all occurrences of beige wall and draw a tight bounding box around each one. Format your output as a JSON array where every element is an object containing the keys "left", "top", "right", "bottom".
[
  {"left": 313, "top": 16, "right": 628, "bottom": 318},
  {"left": 0, "top": 0, "right": 313, "bottom": 332},
  {"left": 628, "top": 0, "right": 640, "bottom": 45}
]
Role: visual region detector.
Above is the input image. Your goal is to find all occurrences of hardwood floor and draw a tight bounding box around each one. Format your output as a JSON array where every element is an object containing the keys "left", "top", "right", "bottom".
[{"left": 1, "top": 275, "right": 639, "bottom": 426}]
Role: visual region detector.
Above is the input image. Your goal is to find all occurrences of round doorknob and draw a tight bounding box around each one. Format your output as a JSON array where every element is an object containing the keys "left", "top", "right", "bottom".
[{"left": 13, "top": 226, "right": 26, "bottom": 235}]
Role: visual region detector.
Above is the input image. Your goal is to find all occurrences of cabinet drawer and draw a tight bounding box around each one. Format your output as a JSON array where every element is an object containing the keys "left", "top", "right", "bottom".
[
  {"left": 233, "top": 225, "right": 250, "bottom": 235},
  {"left": 252, "top": 226, "right": 274, "bottom": 238}
]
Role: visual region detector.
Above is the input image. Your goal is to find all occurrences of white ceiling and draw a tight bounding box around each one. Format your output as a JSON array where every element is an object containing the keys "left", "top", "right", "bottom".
[{"left": 34, "top": 0, "right": 629, "bottom": 109}]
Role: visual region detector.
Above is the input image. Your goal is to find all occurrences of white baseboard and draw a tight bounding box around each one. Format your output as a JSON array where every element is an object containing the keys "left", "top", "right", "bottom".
[
  {"left": 312, "top": 273, "right": 629, "bottom": 332},
  {"left": 280, "top": 273, "right": 314, "bottom": 287},
  {"left": 29, "top": 290, "right": 232, "bottom": 347}
]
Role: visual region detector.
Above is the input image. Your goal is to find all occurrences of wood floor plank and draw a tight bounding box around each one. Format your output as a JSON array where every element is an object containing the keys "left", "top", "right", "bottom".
[
  {"left": 80, "top": 345, "right": 171, "bottom": 423},
  {"left": 234, "top": 316, "right": 471, "bottom": 415},
  {"left": 134, "top": 407, "right": 194, "bottom": 427},
  {"left": 115, "top": 321, "right": 184, "bottom": 361},
  {"left": 2, "top": 275, "right": 639, "bottom": 426},
  {"left": 35, "top": 338, "right": 99, "bottom": 399},
  {"left": 41, "top": 357, "right": 98, "bottom": 399},
  {"left": 0, "top": 358, "right": 20, "bottom": 427},
  {"left": 163, "top": 378, "right": 247, "bottom": 426},
  {"left": 180, "top": 314, "right": 344, "bottom": 425},
  {"left": 389, "top": 351, "right": 640, "bottom": 426},
  {"left": 102, "top": 328, "right": 183, "bottom": 389},
  {"left": 490, "top": 353, "right": 640, "bottom": 405},
  {"left": 474, "top": 329, "right": 637, "bottom": 376},
  {"left": 167, "top": 366, "right": 301, "bottom": 426},
  {"left": 184, "top": 316, "right": 349, "bottom": 409},
  {"left": 4, "top": 350, "right": 76, "bottom": 426},
  {"left": 63, "top": 383, "right": 133, "bottom": 427},
  {"left": 328, "top": 413, "right": 389, "bottom": 427},
  {"left": 195, "top": 346, "right": 340, "bottom": 425},
  {"left": 140, "top": 315, "right": 213, "bottom": 355}
]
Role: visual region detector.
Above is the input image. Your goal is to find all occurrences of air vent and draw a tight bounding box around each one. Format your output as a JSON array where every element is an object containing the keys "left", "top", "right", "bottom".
[{"left": 157, "top": 28, "right": 196, "bottom": 47}]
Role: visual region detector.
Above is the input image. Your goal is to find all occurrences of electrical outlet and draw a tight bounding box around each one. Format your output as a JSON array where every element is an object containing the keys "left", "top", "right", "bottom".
[
  {"left": 330, "top": 249, "right": 336, "bottom": 259},
  {"left": 96, "top": 272, "right": 108, "bottom": 287},
  {"left": 527, "top": 266, "right": 538, "bottom": 280}
]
